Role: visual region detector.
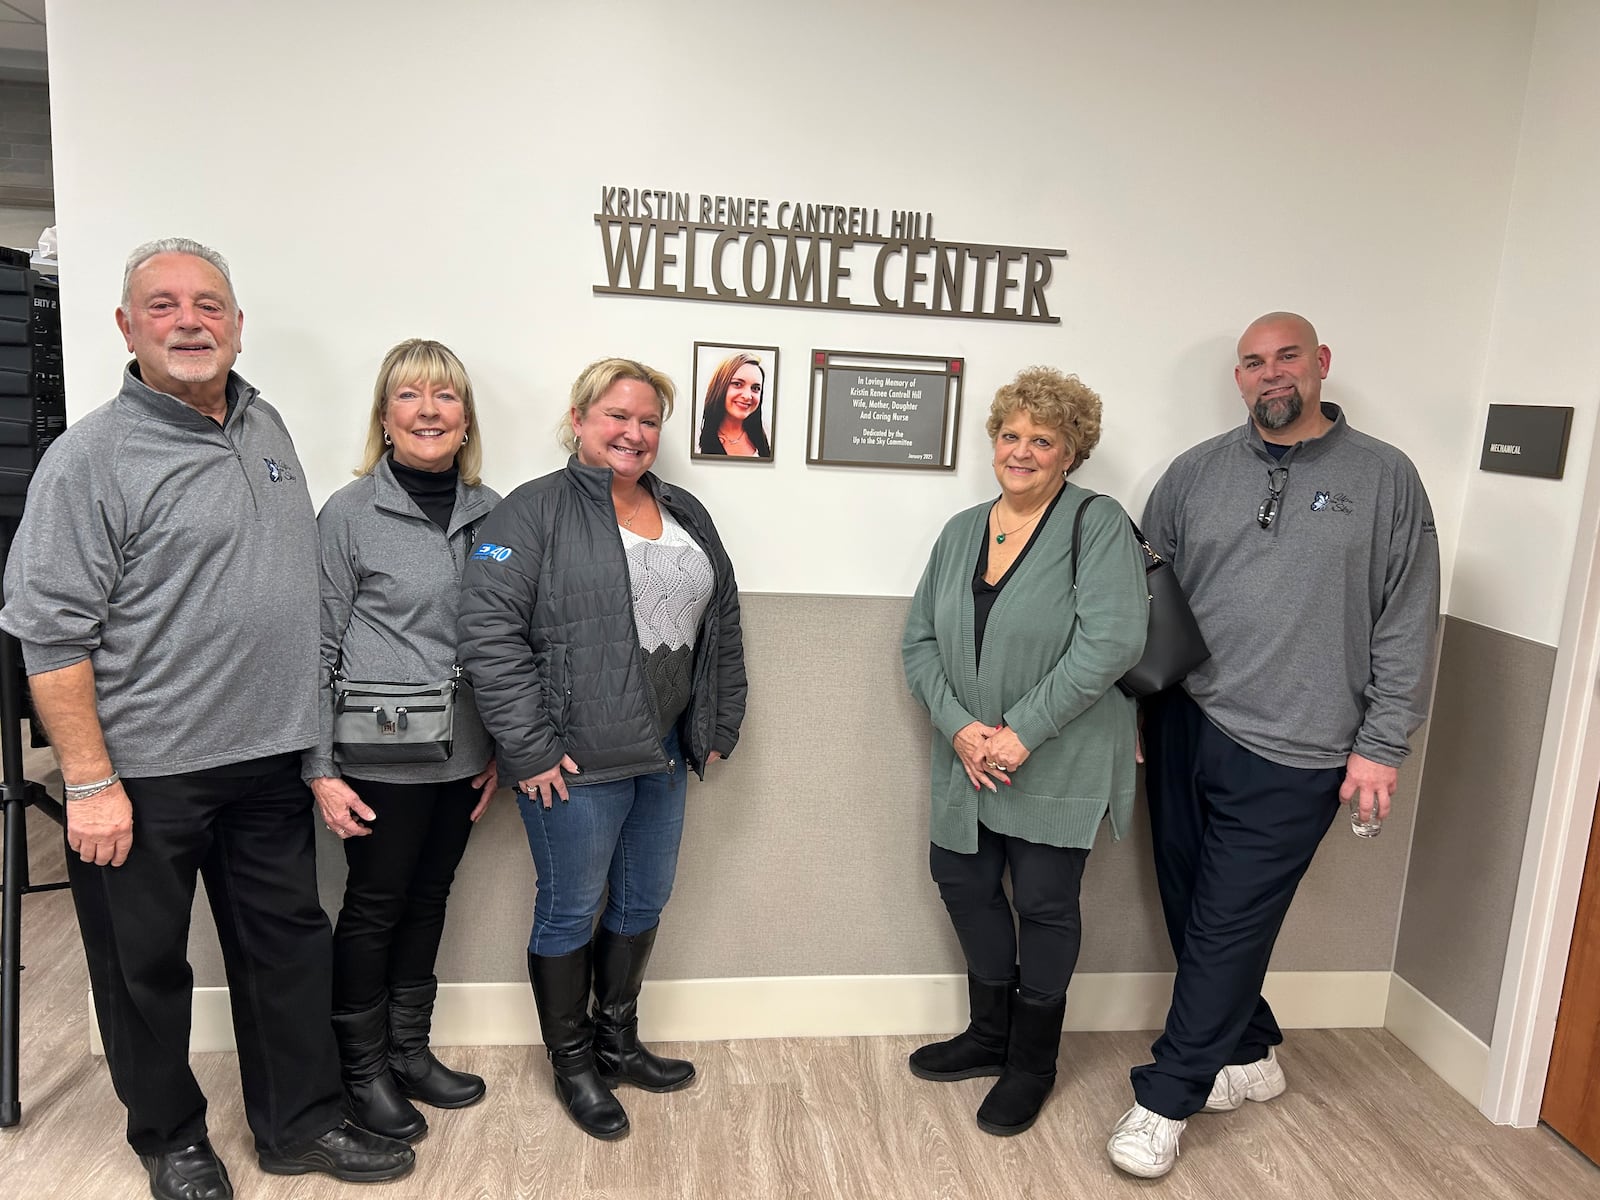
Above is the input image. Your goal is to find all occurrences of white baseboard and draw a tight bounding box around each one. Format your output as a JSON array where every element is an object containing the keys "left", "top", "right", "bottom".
[
  {"left": 89, "top": 969, "right": 1393, "bottom": 1055},
  {"left": 1384, "top": 973, "right": 1490, "bottom": 1105}
]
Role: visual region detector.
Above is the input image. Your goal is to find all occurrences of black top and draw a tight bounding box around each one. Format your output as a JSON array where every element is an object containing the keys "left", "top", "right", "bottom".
[
  {"left": 1263, "top": 439, "right": 1292, "bottom": 461},
  {"left": 972, "top": 485, "right": 1069, "bottom": 670},
  {"left": 388, "top": 454, "right": 457, "bottom": 531}
]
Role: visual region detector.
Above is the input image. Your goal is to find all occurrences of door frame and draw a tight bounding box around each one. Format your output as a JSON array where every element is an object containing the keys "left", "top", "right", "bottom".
[{"left": 1483, "top": 411, "right": 1600, "bottom": 1126}]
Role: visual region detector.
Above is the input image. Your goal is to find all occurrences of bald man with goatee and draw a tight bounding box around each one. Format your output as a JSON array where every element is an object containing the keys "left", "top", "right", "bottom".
[{"left": 1106, "top": 313, "right": 1440, "bottom": 1178}]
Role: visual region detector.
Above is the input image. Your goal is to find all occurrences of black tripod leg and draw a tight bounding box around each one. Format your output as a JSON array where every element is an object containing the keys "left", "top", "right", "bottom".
[{"left": 0, "top": 630, "right": 28, "bottom": 1128}]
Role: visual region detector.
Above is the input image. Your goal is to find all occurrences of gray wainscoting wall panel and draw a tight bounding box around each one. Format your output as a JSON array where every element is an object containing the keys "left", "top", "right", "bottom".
[
  {"left": 189, "top": 593, "right": 1421, "bottom": 986},
  {"left": 1393, "top": 616, "right": 1557, "bottom": 1043}
]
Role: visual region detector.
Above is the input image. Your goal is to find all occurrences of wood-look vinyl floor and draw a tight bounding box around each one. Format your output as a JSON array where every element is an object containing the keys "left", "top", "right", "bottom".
[{"left": 3, "top": 797, "right": 1596, "bottom": 1199}]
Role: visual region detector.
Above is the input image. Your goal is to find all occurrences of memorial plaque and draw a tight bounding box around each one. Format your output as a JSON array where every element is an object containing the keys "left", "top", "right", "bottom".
[{"left": 806, "top": 350, "right": 962, "bottom": 470}]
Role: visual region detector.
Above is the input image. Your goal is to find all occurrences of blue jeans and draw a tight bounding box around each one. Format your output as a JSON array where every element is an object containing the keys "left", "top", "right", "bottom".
[{"left": 516, "top": 730, "right": 688, "bottom": 956}]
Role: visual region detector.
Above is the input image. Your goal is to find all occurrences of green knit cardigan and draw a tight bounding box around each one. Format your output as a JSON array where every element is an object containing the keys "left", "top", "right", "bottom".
[{"left": 902, "top": 484, "right": 1149, "bottom": 852}]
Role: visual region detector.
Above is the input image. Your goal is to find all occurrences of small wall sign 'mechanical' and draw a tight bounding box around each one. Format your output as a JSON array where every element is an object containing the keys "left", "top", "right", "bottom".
[{"left": 1479, "top": 404, "right": 1573, "bottom": 479}]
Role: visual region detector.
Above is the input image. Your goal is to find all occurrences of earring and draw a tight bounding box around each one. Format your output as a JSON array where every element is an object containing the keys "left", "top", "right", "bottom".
[
  {"left": 462, "top": 431, "right": 469, "bottom": 444},
  {"left": 383, "top": 429, "right": 392, "bottom": 446}
]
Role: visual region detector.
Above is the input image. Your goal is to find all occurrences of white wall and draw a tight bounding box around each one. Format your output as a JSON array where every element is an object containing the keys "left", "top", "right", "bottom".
[
  {"left": 1449, "top": 0, "right": 1600, "bottom": 647},
  {"left": 46, "top": 0, "right": 1536, "bottom": 597}
]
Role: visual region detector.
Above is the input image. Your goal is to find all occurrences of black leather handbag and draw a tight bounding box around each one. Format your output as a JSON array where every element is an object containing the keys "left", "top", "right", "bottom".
[{"left": 1071, "top": 494, "right": 1210, "bottom": 698}]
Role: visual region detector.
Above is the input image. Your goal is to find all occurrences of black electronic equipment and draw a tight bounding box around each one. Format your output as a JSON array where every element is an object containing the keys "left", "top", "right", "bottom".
[
  {"left": 0, "top": 243, "right": 69, "bottom": 1130},
  {"left": 0, "top": 247, "right": 64, "bottom": 519}
]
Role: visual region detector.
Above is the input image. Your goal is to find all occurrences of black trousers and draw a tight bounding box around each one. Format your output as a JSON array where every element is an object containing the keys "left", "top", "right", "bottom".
[
  {"left": 331, "top": 775, "right": 478, "bottom": 1014},
  {"left": 66, "top": 753, "right": 343, "bottom": 1155},
  {"left": 1131, "top": 687, "right": 1341, "bottom": 1119},
  {"left": 929, "top": 824, "right": 1090, "bottom": 1002}
]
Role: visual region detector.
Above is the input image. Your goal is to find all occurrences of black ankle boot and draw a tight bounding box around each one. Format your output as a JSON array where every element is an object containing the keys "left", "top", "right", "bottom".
[
  {"left": 527, "top": 945, "right": 629, "bottom": 1139},
  {"left": 592, "top": 925, "right": 695, "bottom": 1092},
  {"left": 975, "top": 992, "right": 1067, "bottom": 1136},
  {"left": 909, "top": 974, "right": 1014, "bottom": 1081},
  {"left": 330, "top": 1003, "right": 427, "bottom": 1143},
  {"left": 388, "top": 977, "right": 486, "bottom": 1109}
]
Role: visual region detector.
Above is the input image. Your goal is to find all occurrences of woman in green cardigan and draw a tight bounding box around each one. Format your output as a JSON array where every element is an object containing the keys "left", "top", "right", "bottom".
[{"left": 902, "top": 366, "right": 1148, "bottom": 1137}]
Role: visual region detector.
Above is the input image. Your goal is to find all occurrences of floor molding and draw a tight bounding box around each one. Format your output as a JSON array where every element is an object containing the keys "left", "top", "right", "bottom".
[
  {"left": 1384, "top": 973, "right": 1490, "bottom": 1106},
  {"left": 90, "top": 969, "right": 1393, "bottom": 1055}
]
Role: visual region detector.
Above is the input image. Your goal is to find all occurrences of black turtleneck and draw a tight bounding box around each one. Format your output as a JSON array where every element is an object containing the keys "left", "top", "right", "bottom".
[{"left": 389, "top": 454, "right": 458, "bottom": 531}]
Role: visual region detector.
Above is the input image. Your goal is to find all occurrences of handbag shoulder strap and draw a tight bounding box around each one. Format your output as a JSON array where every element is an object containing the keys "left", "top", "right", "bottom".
[
  {"left": 1070, "top": 492, "right": 1160, "bottom": 591},
  {"left": 1069, "top": 491, "right": 1105, "bottom": 591}
]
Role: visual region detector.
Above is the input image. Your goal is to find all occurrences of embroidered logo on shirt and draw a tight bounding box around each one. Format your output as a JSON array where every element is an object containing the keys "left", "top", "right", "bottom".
[
  {"left": 1311, "top": 490, "right": 1353, "bottom": 514},
  {"left": 262, "top": 457, "right": 297, "bottom": 482},
  {"left": 471, "top": 543, "right": 514, "bottom": 562}
]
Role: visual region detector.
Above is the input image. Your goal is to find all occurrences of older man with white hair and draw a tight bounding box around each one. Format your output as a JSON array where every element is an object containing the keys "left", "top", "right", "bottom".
[{"left": 0, "top": 239, "right": 414, "bottom": 1199}]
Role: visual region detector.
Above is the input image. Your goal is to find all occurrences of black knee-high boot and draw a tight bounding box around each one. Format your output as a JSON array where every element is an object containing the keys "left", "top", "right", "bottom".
[
  {"left": 527, "top": 945, "right": 629, "bottom": 1139},
  {"left": 388, "top": 977, "right": 486, "bottom": 1108},
  {"left": 591, "top": 925, "right": 695, "bottom": 1092}
]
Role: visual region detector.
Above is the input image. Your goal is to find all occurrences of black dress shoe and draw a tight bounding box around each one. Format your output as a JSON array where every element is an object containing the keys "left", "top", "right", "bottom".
[
  {"left": 256, "top": 1121, "right": 415, "bottom": 1182},
  {"left": 137, "top": 1139, "right": 233, "bottom": 1200}
]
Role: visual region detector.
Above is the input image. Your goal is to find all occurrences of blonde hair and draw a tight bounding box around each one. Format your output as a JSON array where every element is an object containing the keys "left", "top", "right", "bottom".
[
  {"left": 558, "top": 357, "right": 676, "bottom": 453},
  {"left": 985, "top": 366, "right": 1103, "bottom": 474},
  {"left": 357, "top": 339, "right": 483, "bottom": 486}
]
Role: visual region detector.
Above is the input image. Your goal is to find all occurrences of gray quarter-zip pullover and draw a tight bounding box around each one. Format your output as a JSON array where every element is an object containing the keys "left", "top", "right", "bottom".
[
  {"left": 1142, "top": 404, "right": 1440, "bottom": 770},
  {"left": 0, "top": 366, "right": 321, "bottom": 776}
]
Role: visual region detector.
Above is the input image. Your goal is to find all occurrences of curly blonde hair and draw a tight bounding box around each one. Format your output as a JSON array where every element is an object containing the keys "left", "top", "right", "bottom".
[{"left": 985, "top": 366, "right": 1102, "bottom": 474}]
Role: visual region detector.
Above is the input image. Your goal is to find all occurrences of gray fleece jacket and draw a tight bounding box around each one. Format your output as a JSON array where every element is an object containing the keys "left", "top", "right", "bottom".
[
  {"left": 302, "top": 457, "right": 500, "bottom": 784},
  {"left": 1142, "top": 404, "right": 1440, "bottom": 770},
  {"left": 0, "top": 366, "right": 321, "bottom": 776}
]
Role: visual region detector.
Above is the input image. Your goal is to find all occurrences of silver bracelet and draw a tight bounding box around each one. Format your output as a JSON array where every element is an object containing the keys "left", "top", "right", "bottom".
[{"left": 64, "top": 771, "right": 120, "bottom": 801}]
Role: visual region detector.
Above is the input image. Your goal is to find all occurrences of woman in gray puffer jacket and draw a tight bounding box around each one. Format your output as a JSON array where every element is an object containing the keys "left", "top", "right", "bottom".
[{"left": 457, "top": 356, "right": 746, "bottom": 1142}]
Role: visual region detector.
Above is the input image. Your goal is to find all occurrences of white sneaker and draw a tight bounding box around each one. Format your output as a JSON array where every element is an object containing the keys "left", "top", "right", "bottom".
[
  {"left": 1107, "top": 1104, "right": 1186, "bottom": 1178},
  {"left": 1202, "top": 1046, "right": 1287, "bottom": 1113}
]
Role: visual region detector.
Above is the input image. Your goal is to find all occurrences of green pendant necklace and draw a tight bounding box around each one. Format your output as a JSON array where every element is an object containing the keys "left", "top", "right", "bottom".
[{"left": 992, "top": 499, "right": 1049, "bottom": 544}]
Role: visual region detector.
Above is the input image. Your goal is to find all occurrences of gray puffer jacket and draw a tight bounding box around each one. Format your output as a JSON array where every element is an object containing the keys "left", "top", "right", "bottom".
[{"left": 457, "top": 456, "right": 746, "bottom": 783}]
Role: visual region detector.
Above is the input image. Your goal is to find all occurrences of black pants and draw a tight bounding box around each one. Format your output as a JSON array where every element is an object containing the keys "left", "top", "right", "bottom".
[
  {"left": 930, "top": 824, "right": 1090, "bottom": 1002},
  {"left": 1131, "top": 687, "right": 1342, "bottom": 1119},
  {"left": 331, "top": 775, "right": 478, "bottom": 1013},
  {"left": 66, "top": 753, "right": 343, "bottom": 1155}
]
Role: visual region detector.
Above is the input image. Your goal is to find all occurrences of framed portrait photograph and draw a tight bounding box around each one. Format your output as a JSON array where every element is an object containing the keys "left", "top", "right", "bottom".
[{"left": 690, "top": 342, "right": 779, "bottom": 463}]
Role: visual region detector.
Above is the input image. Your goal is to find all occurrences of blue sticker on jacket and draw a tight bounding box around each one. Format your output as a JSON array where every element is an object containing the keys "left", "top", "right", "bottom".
[{"left": 471, "top": 543, "right": 514, "bottom": 562}]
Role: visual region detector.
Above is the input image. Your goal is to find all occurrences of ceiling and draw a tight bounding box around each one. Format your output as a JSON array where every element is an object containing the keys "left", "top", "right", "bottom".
[{"left": 0, "top": 0, "right": 46, "bottom": 78}]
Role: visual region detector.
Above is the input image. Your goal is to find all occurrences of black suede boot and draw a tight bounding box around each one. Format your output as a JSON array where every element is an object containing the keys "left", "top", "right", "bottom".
[
  {"left": 592, "top": 925, "right": 696, "bottom": 1092},
  {"left": 908, "top": 973, "right": 1014, "bottom": 1081},
  {"left": 330, "top": 1003, "right": 427, "bottom": 1143},
  {"left": 389, "top": 977, "right": 486, "bottom": 1108},
  {"left": 975, "top": 992, "right": 1066, "bottom": 1136},
  {"left": 528, "top": 945, "right": 629, "bottom": 1139}
]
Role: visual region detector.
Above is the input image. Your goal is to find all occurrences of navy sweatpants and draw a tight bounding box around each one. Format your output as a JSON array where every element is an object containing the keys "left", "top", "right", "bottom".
[{"left": 1131, "top": 687, "right": 1342, "bottom": 1119}]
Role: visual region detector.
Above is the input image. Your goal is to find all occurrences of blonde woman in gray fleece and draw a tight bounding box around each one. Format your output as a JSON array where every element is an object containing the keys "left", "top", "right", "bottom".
[{"left": 303, "top": 339, "right": 501, "bottom": 1144}]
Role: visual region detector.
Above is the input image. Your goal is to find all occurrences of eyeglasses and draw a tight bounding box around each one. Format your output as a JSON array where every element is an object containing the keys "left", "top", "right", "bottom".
[{"left": 1257, "top": 467, "right": 1289, "bottom": 529}]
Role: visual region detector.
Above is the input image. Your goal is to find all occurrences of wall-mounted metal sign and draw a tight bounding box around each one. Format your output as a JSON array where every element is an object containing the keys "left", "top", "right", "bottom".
[
  {"left": 807, "top": 350, "right": 963, "bottom": 470},
  {"left": 1479, "top": 404, "right": 1573, "bottom": 479},
  {"left": 594, "top": 188, "right": 1065, "bottom": 324}
]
